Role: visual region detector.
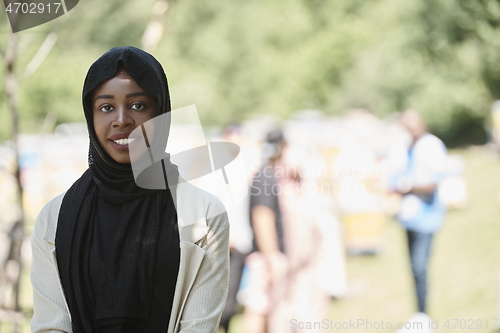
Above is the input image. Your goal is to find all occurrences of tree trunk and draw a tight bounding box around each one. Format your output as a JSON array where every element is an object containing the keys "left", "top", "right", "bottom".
[{"left": 4, "top": 22, "right": 24, "bottom": 333}]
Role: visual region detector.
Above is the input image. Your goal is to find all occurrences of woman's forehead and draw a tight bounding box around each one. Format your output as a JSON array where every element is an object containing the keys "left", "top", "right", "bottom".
[{"left": 92, "top": 72, "right": 150, "bottom": 97}]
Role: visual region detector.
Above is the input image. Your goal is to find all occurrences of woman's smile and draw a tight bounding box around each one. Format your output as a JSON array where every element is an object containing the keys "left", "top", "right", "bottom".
[
  {"left": 107, "top": 131, "right": 139, "bottom": 152},
  {"left": 109, "top": 134, "right": 138, "bottom": 151}
]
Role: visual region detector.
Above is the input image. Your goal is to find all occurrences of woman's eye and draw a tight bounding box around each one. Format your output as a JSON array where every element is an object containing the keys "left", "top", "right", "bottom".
[
  {"left": 99, "top": 105, "right": 114, "bottom": 113},
  {"left": 131, "top": 102, "right": 146, "bottom": 110}
]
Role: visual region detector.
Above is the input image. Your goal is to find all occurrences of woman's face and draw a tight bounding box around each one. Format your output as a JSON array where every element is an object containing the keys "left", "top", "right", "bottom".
[{"left": 92, "top": 70, "right": 156, "bottom": 163}]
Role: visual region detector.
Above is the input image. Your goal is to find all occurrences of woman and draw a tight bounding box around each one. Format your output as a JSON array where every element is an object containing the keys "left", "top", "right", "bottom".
[{"left": 30, "top": 46, "right": 230, "bottom": 333}]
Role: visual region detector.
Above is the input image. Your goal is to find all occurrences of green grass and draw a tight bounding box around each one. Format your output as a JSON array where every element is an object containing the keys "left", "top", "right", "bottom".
[{"left": 3, "top": 148, "right": 500, "bottom": 333}]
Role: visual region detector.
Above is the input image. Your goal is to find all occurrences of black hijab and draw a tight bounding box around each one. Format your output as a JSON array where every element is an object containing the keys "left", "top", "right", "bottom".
[{"left": 55, "top": 46, "right": 179, "bottom": 332}]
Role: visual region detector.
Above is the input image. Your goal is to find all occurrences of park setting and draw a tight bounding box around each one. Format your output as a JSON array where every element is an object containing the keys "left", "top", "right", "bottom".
[{"left": 0, "top": 0, "right": 500, "bottom": 332}]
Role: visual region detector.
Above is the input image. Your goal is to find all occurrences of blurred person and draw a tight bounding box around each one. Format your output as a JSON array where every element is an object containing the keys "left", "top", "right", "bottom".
[
  {"left": 30, "top": 47, "right": 229, "bottom": 333},
  {"left": 392, "top": 110, "right": 447, "bottom": 330},
  {"left": 219, "top": 124, "right": 253, "bottom": 332},
  {"left": 490, "top": 100, "right": 500, "bottom": 151},
  {"left": 489, "top": 101, "right": 500, "bottom": 206},
  {"left": 243, "top": 129, "right": 288, "bottom": 333},
  {"left": 277, "top": 145, "right": 331, "bottom": 333}
]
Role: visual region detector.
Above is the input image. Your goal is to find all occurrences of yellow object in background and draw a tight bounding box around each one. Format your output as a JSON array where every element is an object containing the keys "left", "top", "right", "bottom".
[{"left": 342, "top": 212, "right": 386, "bottom": 254}]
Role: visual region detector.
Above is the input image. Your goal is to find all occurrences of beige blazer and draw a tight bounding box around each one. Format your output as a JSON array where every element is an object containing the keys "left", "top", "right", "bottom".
[{"left": 30, "top": 177, "right": 230, "bottom": 333}]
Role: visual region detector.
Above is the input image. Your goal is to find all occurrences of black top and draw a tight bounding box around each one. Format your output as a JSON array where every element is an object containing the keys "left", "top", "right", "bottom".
[
  {"left": 249, "top": 166, "right": 285, "bottom": 253},
  {"left": 89, "top": 197, "right": 180, "bottom": 332}
]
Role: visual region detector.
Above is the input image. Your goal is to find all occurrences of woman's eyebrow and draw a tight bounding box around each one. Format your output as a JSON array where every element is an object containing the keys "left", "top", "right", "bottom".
[
  {"left": 126, "top": 92, "right": 149, "bottom": 98},
  {"left": 94, "top": 94, "right": 114, "bottom": 102}
]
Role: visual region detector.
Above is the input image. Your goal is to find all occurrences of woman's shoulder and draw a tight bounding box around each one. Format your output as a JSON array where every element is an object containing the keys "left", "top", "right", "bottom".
[
  {"left": 176, "top": 179, "right": 228, "bottom": 229},
  {"left": 34, "top": 192, "right": 67, "bottom": 244}
]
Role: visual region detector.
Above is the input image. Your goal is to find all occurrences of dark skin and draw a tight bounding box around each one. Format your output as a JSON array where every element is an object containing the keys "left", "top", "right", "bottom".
[
  {"left": 92, "top": 70, "right": 156, "bottom": 164},
  {"left": 404, "top": 184, "right": 436, "bottom": 196}
]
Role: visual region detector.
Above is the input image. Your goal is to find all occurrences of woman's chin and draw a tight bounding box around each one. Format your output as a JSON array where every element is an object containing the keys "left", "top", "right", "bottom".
[
  {"left": 114, "top": 157, "right": 132, "bottom": 164},
  {"left": 107, "top": 151, "right": 132, "bottom": 164}
]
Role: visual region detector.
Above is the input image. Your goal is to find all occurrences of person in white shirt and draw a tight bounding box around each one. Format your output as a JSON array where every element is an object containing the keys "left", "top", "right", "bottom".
[{"left": 392, "top": 110, "right": 447, "bottom": 329}]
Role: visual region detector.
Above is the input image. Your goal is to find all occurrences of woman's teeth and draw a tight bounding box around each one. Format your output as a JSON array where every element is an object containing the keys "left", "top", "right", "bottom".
[{"left": 113, "top": 138, "right": 137, "bottom": 146}]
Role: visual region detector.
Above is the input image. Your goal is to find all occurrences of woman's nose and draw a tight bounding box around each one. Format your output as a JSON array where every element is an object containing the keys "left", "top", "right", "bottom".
[{"left": 112, "top": 106, "right": 135, "bottom": 127}]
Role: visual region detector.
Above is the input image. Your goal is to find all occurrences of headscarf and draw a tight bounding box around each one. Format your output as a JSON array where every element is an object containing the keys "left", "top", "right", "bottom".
[{"left": 55, "top": 46, "right": 179, "bottom": 332}]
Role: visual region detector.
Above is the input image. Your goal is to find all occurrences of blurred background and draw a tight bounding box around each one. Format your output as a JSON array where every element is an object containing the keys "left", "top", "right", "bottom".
[{"left": 0, "top": 0, "right": 500, "bottom": 332}]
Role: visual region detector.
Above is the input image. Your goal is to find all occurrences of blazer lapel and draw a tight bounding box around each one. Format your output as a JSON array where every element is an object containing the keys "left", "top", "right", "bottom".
[
  {"left": 167, "top": 179, "right": 210, "bottom": 333},
  {"left": 169, "top": 241, "right": 205, "bottom": 333}
]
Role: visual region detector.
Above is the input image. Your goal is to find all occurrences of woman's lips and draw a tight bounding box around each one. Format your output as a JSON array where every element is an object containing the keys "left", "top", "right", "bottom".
[
  {"left": 109, "top": 132, "right": 132, "bottom": 141},
  {"left": 108, "top": 137, "right": 139, "bottom": 152}
]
